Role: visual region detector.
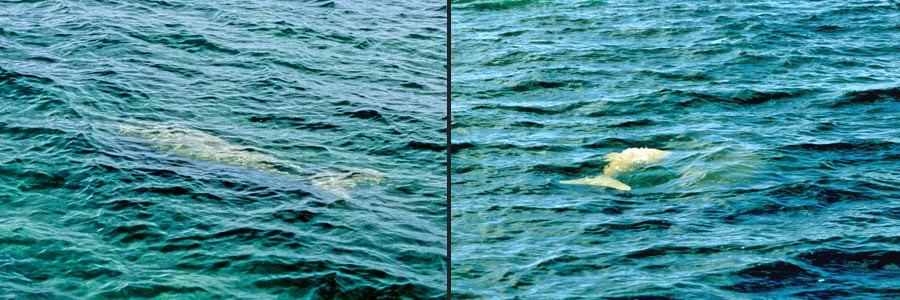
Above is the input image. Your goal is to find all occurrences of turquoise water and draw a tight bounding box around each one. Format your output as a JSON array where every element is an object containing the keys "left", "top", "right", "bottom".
[
  {"left": 1, "top": 0, "right": 446, "bottom": 299},
  {"left": 452, "top": 0, "right": 900, "bottom": 299}
]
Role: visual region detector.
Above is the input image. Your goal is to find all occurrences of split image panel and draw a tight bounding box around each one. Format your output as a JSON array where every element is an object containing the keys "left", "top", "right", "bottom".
[
  {"left": 2, "top": 0, "right": 900, "bottom": 299},
  {"left": 0, "top": 1, "right": 446, "bottom": 299},
  {"left": 451, "top": 0, "right": 900, "bottom": 299}
]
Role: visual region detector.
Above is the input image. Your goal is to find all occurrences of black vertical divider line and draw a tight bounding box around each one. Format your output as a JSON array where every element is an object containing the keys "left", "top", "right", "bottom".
[{"left": 445, "top": 0, "right": 452, "bottom": 298}]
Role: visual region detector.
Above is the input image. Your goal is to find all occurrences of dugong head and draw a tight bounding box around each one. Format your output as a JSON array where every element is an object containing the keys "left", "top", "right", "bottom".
[{"left": 310, "top": 168, "right": 386, "bottom": 199}]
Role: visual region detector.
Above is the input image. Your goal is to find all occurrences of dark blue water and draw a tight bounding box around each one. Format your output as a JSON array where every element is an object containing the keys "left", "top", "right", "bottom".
[
  {"left": 451, "top": 1, "right": 900, "bottom": 299},
  {"left": 1, "top": 0, "right": 446, "bottom": 299}
]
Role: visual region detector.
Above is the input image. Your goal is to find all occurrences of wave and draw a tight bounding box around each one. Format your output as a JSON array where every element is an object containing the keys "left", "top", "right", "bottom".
[
  {"left": 466, "top": 80, "right": 592, "bottom": 99},
  {"left": 781, "top": 140, "right": 897, "bottom": 152},
  {"left": 798, "top": 248, "right": 900, "bottom": 273},
  {"left": 829, "top": 87, "right": 900, "bottom": 107},
  {"left": 508, "top": 80, "right": 589, "bottom": 92},
  {"left": 609, "top": 119, "right": 656, "bottom": 128},
  {"left": 765, "top": 180, "right": 875, "bottom": 205},
  {"left": 656, "top": 89, "right": 804, "bottom": 107},
  {"left": 340, "top": 109, "right": 388, "bottom": 122},
  {"left": 470, "top": 101, "right": 591, "bottom": 115},
  {"left": 457, "top": 0, "right": 538, "bottom": 11},
  {"left": 582, "top": 137, "right": 662, "bottom": 150},
  {"left": 585, "top": 220, "right": 674, "bottom": 237},
  {"left": 722, "top": 261, "right": 819, "bottom": 292},
  {"left": 449, "top": 142, "right": 476, "bottom": 154},
  {"left": 529, "top": 160, "right": 604, "bottom": 176},
  {"left": 125, "top": 31, "right": 241, "bottom": 55},
  {"left": 0, "top": 67, "right": 54, "bottom": 90}
]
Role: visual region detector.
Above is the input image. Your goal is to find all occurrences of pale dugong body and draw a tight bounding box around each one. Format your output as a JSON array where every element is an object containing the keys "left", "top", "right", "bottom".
[
  {"left": 118, "top": 124, "right": 383, "bottom": 198},
  {"left": 310, "top": 168, "right": 386, "bottom": 199},
  {"left": 119, "top": 124, "right": 293, "bottom": 175},
  {"left": 560, "top": 147, "right": 669, "bottom": 191}
]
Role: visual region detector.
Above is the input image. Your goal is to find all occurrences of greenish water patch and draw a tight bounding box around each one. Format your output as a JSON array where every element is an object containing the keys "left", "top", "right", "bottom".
[
  {"left": 452, "top": 0, "right": 900, "bottom": 299},
  {"left": 1, "top": 0, "right": 446, "bottom": 299}
]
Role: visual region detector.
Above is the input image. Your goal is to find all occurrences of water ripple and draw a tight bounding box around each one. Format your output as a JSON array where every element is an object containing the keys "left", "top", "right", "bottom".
[
  {"left": 1, "top": 0, "right": 445, "bottom": 298},
  {"left": 453, "top": 0, "right": 900, "bottom": 298}
]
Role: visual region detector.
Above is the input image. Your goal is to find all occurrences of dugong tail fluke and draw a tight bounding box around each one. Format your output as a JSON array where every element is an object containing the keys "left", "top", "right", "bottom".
[
  {"left": 561, "top": 147, "right": 669, "bottom": 191},
  {"left": 560, "top": 175, "right": 632, "bottom": 191}
]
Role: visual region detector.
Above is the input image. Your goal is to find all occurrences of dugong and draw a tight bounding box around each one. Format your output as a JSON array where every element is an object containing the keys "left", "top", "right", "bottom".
[
  {"left": 119, "top": 124, "right": 295, "bottom": 175},
  {"left": 310, "top": 168, "right": 386, "bottom": 199},
  {"left": 560, "top": 147, "right": 669, "bottom": 191},
  {"left": 118, "top": 124, "right": 384, "bottom": 198}
]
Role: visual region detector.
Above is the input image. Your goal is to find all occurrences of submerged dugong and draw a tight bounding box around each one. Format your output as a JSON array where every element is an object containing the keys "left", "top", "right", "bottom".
[
  {"left": 118, "top": 124, "right": 384, "bottom": 198},
  {"left": 560, "top": 147, "right": 669, "bottom": 191},
  {"left": 310, "top": 168, "right": 386, "bottom": 199},
  {"left": 119, "top": 124, "right": 294, "bottom": 175}
]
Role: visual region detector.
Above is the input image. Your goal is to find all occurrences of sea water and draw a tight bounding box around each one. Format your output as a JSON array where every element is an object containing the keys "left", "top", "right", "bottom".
[
  {"left": 452, "top": 1, "right": 900, "bottom": 299},
  {"left": 1, "top": 0, "right": 446, "bottom": 298}
]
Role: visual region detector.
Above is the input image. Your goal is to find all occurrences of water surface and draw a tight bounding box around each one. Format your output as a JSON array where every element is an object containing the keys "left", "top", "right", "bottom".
[
  {"left": 1, "top": 0, "right": 446, "bottom": 298},
  {"left": 452, "top": 1, "right": 900, "bottom": 298}
]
